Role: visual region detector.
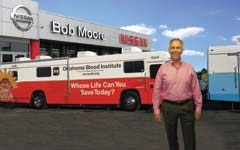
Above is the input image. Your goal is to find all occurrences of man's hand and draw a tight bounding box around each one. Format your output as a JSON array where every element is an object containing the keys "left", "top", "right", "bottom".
[
  {"left": 195, "top": 111, "right": 201, "bottom": 120},
  {"left": 154, "top": 114, "right": 161, "bottom": 122}
]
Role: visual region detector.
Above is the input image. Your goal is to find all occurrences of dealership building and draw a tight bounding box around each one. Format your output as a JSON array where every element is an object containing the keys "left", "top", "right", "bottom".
[{"left": 0, "top": 0, "right": 152, "bottom": 63}]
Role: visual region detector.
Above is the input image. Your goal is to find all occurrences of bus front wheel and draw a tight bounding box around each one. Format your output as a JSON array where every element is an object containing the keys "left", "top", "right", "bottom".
[
  {"left": 31, "top": 92, "right": 46, "bottom": 109},
  {"left": 121, "top": 91, "right": 140, "bottom": 111}
]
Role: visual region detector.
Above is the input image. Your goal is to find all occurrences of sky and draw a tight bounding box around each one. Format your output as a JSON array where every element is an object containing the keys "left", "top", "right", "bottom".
[{"left": 36, "top": 0, "right": 240, "bottom": 71}]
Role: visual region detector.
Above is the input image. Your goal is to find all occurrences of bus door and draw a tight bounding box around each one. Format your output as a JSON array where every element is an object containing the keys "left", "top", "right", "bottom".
[
  {"left": 0, "top": 51, "right": 27, "bottom": 63},
  {"left": 146, "top": 63, "right": 162, "bottom": 104},
  {"left": 208, "top": 51, "right": 240, "bottom": 102}
]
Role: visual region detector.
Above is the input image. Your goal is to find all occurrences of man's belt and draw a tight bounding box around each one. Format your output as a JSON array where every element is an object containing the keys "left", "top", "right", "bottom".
[{"left": 163, "top": 98, "right": 192, "bottom": 104}]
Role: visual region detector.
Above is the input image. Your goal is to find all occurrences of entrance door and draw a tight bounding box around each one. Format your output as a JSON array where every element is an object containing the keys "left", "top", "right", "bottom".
[{"left": 0, "top": 52, "right": 27, "bottom": 63}]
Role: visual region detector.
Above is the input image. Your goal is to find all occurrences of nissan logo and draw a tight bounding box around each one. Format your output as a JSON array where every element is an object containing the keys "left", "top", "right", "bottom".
[{"left": 10, "top": 5, "right": 34, "bottom": 31}]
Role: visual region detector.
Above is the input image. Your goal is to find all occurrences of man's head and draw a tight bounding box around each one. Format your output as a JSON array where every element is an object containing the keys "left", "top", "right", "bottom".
[{"left": 168, "top": 38, "right": 184, "bottom": 62}]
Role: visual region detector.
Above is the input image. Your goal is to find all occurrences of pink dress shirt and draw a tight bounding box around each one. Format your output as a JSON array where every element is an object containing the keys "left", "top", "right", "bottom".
[{"left": 152, "top": 60, "right": 202, "bottom": 114}]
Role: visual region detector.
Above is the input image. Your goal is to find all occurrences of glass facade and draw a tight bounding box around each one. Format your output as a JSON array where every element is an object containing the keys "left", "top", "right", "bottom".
[
  {"left": 40, "top": 40, "right": 121, "bottom": 58},
  {"left": 0, "top": 41, "right": 29, "bottom": 54},
  {"left": 0, "top": 41, "right": 29, "bottom": 63},
  {"left": 0, "top": 39, "right": 122, "bottom": 62}
]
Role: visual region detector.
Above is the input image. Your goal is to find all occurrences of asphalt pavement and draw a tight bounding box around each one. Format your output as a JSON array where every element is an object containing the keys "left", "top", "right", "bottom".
[{"left": 0, "top": 105, "right": 239, "bottom": 150}]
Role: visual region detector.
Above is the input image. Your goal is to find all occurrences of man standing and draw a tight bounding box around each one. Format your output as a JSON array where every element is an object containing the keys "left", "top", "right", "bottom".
[{"left": 152, "top": 38, "right": 202, "bottom": 150}]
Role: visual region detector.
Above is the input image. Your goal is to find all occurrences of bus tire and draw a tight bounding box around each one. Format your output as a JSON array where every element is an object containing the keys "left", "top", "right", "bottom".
[
  {"left": 121, "top": 91, "right": 140, "bottom": 111},
  {"left": 31, "top": 92, "right": 46, "bottom": 109}
]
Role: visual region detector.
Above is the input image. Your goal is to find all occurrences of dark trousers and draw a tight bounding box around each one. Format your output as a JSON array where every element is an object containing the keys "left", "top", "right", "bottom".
[{"left": 162, "top": 100, "right": 196, "bottom": 150}]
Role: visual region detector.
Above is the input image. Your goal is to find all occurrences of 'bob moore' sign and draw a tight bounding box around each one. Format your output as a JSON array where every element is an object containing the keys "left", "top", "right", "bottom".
[
  {"left": 51, "top": 21, "right": 106, "bottom": 40},
  {"left": 10, "top": 5, "right": 34, "bottom": 31}
]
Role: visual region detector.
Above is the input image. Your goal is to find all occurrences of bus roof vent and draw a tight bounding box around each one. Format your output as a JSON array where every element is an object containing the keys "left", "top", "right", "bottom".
[
  {"left": 35, "top": 55, "right": 52, "bottom": 60},
  {"left": 122, "top": 47, "right": 142, "bottom": 54},
  {"left": 16, "top": 57, "right": 31, "bottom": 61},
  {"left": 77, "top": 51, "right": 97, "bottom": 57}
]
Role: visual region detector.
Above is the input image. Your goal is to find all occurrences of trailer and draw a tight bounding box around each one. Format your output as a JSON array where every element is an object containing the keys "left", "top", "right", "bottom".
[{"left": 208, "top": 44, "right": 240, "bottom": 102}]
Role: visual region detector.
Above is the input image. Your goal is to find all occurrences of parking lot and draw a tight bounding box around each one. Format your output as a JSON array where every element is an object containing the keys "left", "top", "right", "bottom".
[{"left": 0, "top": 104, "right": 239, "bottom": 150}]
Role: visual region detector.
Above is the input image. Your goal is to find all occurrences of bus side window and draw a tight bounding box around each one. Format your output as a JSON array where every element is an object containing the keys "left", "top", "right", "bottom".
[
  {"left": 123, "top": 61, "right": 144, "bottom": 73},
  {"left": 150, "top": 64, "right": 161, "bottom": 79},
  {"left": 37, "top": 67, "right": 51, "bottom": 77}
]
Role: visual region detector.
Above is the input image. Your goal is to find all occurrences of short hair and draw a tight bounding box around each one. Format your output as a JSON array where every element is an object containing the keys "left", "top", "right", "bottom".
[{"left": 169, "top": 38, "right": 184, "bottom": 47}]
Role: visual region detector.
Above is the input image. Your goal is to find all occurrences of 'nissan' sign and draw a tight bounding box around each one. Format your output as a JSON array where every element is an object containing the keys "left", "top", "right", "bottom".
[
  {"left": 10, "top": 5, "right": 34, "bottom": 31},
  {"left": 119, "top": 34, "right": 148, "bottom": 47}
]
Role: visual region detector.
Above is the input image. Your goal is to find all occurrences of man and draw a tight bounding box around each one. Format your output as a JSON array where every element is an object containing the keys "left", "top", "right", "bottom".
[
  {"left": 152, "top": 38, "right": 202, "bottom": 150},
  {"left": 198, "top": 76, "right": 208, "bottom": 109}
]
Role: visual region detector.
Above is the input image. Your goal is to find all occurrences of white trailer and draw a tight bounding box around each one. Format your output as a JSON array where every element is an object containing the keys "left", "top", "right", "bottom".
[{"left": 208, "top": 44, "right": 240, "bottom": 102}]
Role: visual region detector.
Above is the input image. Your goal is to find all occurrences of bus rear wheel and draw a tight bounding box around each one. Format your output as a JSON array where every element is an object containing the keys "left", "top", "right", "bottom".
[
  {"left": 31, "top": 92, "right": 46, "bottom": 109},
  {"left": 121, "top": 91, "right": 140, "bottom": 111}
]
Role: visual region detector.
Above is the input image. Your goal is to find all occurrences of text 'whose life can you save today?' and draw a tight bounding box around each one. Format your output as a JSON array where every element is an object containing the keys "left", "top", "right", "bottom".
[{"left": 71, "top": 81, "right": 126, "bottom": 96}]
